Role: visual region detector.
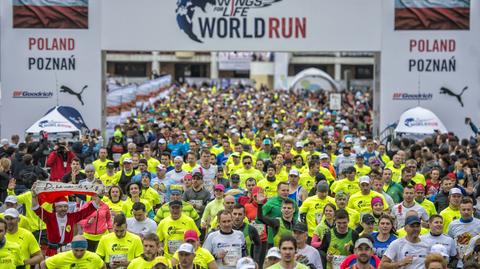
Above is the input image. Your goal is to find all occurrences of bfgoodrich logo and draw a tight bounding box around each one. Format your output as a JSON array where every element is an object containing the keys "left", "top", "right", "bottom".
[
  {"left": 175, "top": 0, "right": 306, "bottom": 43},
  {"left": 13, "top": 90, "right": 53, "bottom": 98},
  {"left": 392, "top": 93, "right": 433, "bottom": 101}
]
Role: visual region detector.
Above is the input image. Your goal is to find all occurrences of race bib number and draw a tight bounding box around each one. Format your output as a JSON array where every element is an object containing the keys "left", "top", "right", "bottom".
[
  {"left": 223, "top": 247, "right": 242, "bottom": 267},
  {"left": 252, "top": 223, "right": 265, "bottom": 235},
  {"left": 168, "top": 240, "right": 182, "bottom": 254},
  {"left": 331, "top": 255, "right": 346, "bottom": 269},
  {"left": 110, "top": 254, "right": 128, "bottom": 263},
  {"left": 190, "top": 200, "right": 203, "bottom": 208},
  {"left": 113, "top": 153, "right": 121, "bottom": 162}
]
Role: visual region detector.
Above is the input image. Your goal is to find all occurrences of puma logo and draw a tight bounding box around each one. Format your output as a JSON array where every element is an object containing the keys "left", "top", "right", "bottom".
[
  {"left": 439, "top": 86, "right": 468, "bottom": 107},
  {"left": 60, "top": 85, "right": 87, "bottom": 106}
]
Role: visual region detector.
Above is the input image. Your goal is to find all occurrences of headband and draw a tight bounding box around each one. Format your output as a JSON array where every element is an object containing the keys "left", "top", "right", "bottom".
[{"left": 71, "top": 240, "right": 88, "bottom": 249}]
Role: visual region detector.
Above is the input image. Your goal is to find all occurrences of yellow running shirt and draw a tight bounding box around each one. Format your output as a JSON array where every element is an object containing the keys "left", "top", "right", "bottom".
[
  {"left": 173, "top": 247, "right": 215, "bottom": 268},
  {"left": 299, "top": 195, "right": 336, "bottom": 237},
  {"left": 96, "top": 231, "right": 143, "bottom": 263},
  {"left": 157, "top": 215, "right": 200, "bottom": 259},
  {"left": 6, "top": 228, "right": 40, "bottom": 269},
  {"left": 347, "top": 191, "right": 388, "bottom": 214},
  {"left": 0, "top": 240, "right": 22, "bottom": 269},
  {"left": 46, "top": 250, "right": 104, "bottom": 269}
]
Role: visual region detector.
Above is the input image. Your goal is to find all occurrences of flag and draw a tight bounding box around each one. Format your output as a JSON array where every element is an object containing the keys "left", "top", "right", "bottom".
[
  {"left": 13, "top": 0, "right": 88, "bottom": 29},
  {"left": 395, "top": 0, "right": 470, "bottom": 30}
]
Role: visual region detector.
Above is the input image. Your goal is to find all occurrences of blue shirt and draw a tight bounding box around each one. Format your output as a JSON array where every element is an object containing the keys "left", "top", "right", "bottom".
[{"left": 372, "top": 232, "right": 397, "bottom": 258}]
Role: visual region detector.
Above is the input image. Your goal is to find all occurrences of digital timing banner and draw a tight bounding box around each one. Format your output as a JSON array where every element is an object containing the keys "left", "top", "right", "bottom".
[
  {"left": 0, "top": 0, "right": 101, "bottom": 138},
  {"left": 380, "top": 0, "right": 480, "bottom": 138}
]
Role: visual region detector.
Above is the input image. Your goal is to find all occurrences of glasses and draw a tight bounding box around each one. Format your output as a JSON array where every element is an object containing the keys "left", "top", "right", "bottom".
[{"left": 243, "top": 162, "right": 251, "bottom": 165}]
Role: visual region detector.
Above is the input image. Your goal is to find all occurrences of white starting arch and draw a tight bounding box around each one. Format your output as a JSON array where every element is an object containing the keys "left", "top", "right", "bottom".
[{"left": 1, "top": 0, "right": 479, "bottom": 138}]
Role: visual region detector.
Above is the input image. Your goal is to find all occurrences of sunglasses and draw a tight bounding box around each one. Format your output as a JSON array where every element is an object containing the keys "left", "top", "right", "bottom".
[{"left": 243, "top": 162, "right": 252, "bottom": 165}]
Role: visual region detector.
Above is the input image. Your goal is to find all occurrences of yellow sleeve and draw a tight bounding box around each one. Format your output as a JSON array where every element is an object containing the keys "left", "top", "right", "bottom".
[
  {"left": 156, "top": 222, "right": 165, "bottom": 240},
  {"left": 299, "top": 198, "right": 309, "bottom": 213},
  {"left": 96, "top": 237, "right": 107, "bottom": 261},
  {"left": 133, "top": 237, "right": 144, "bottom": 259},
  {"left": 26, "top": 231, "right": 41, "bottom": 256}
]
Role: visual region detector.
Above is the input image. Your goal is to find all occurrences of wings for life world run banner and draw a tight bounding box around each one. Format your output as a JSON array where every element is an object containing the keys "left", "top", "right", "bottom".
[
  {"left": 381, "top": 0, "right": 480, "bottom": 139},
  {"left": 0, "top": 0, "right": 101, "bottom": 138}
]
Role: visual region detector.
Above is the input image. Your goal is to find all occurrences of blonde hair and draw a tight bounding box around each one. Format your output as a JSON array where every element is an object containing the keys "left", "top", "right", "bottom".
[
  {"left": 0, "top": 158, "right": 11, "bottom": 173},
  {"left": 424, "top": 253, "right": 447, "bottom": 269}
]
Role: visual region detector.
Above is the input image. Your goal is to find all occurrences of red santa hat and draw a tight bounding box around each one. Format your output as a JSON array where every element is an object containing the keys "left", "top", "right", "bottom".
[{"left": 53, "top": 196, "right": 68, "bottom": 206}]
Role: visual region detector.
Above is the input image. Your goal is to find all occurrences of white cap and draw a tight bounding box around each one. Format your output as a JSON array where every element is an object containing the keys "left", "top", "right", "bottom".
[
  {"left": 320, "top": 153, "right": 329, "bottom": 159},
  {"left": 0, "top": 139, "right": 8, "bottom": 146},
  {"left": 340, "top": 119, "right": 346, "bottom": 124},
  {"left": 342, "top": 126, "right": 350, "bottom": 132},
  {"left": 4, "top": 195, "right": 17, "bottom": 204},
  {"left": 431, "top": 244, "right": 448, "bottom": 258},
  {"left": 449, "top": 187, "right": 462, "bottom": 196},
  {"left": 345, "top": 137, "right": 353, "bottom": 143},
  {"left": 266, "top": 247, "right": 281, "bottom": 259},
  {"left": 360, "top": 136, "right": 367, "bottom": 141},
  {"left": 4, "top": 208, "right": 19, "bottom": 218},
  {"left": 177, "top": 243, "right": 195, "bottom": 254},
  {"left": 156, "top": 164, "right": 166, "bottom": 170},
  {"left": 158, "top": 138, "right": 167, "bottom": 144},
  {"left": 189, "top": 130, "right": 197, "bottom": 135},
  {"left": 354, "top": 238, "right": 373, "bottom": 249},
  {"left": 359, "top": 176, "right": 371, "bottom": 185},
  {"left": 174, "top": 156, "right": 183, "bottom": 162},
  {"left": 295, "top": 142, "right": 303, "bottom": 148},
  {"left": 287, "top": 129, "right": 294, "bottom": 134},
  {"left": 289, "top": 169, "right": 300, "bottom": 177},
  {"left": 236, "top": 257, "right": 256, "bottom": 269},
  {"left": 123, "top": 158, "right": 133, "bottom": 164}
]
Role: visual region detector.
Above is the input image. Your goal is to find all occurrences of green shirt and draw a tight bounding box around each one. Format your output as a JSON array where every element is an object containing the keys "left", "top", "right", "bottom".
[
  {"left": 383, "top": 181, "right": 404, "bottom": 203},
  {"left": 261, "top": 196, "right": 299, "bottom": 244}
]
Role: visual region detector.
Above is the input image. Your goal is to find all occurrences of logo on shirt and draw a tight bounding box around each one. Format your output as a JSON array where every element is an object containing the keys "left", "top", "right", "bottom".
[{"left": 111, "top": 243, "right": 129, "bottom": 252}]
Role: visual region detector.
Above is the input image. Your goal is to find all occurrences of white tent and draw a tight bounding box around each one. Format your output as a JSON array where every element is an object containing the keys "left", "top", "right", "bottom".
[
  {"left": 26, "top": 106, "right": 89, "bottom": 140},
  {"left": 289, "top": 68, "right": 340, "bottom": 92},
  {"left": 395, "top": 106, "right": 448, "bottom": 135}
]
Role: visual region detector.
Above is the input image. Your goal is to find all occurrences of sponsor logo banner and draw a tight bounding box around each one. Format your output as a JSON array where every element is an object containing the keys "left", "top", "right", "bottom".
[
  {"left": 404, "top": 117, "right": 439, "bottom": 127},
  {"left": 392, "top": 92, "right": 433, "bottom": 100},
  {"left": 12, "top": 90, "right": 53, "bottom": 98}
]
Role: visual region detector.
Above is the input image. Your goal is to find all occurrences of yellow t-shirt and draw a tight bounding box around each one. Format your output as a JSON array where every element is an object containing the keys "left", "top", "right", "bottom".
[
  {"left": 122, "top": 198, "right": 152, "bottom": 218},
  {"left": 6, "top": 228, "right": 40, "bottom": 269},
  {"left": 93, "top": 159, "right": 112, "bottom": 178},
  {"left": 46, "top": 250, "right": 104, "bottom": 269},
  {"left": 102, "top": 197, "right": 125, "bottom": 215},
  {"left": 440, "top": 206, "right": 461, "bottom": 233},
  {"left": 173, "top": 247, "right": 215, "bottom": 268},
  {"left": 96, "top": 231, "right": 143, "bottom": 263},
  {"left": 299, "top": 173, "right": 316, "bottom": 193},
  {"left": 0, "top": 240, "right": 23, "bottom": 269},
  {"left": 257, "top": 179, "right": 280, "bottom": 198},
  {"left": 397, "top": 227, "right": 430, "bottom": 238},
  {"left": 275, "top": 169, "right": 289, "bottom": 183},
  {"left": 100, "top": 173, "right": 120, "bottom": 187},
  {"left": 0, "top": 213, "right": 30, "bottom": 231},
  {"left": 354, "top": 165, "right": 371, "bottom": 177},
  {"left": 146, "top": 157, "right": 161, "bottom": 174},
  {"left": 299, "top": 195, "right": 337, "bottom": 237},
  {"left": 182, "top": 163, "right": 198, "bottom": 173},
  {"left": 331, "top": 178, "right": 360, "bottom": 195},
  {"left": 384, "top": 162, "right": 404, "bottom": 182},
  {"left": 236, "top": 168, "right": 265, "bottom": 188},
  {"left": 127, "top": 256, "right": 170, "bottom": 269},
  {"left": 157, "top": 215, "right": 200, "bottom": 259},
  {"left": 413, "top": 173, "right": 426, "bottom": 186},
  {"left": 319, "top": 167, "right": 335, "bottom": 184},
  {"left": 140, "top": 187, "right": 161, "bottom": 208},
  {"left": 154, "top": 201, "right": 199, "bottom": 223},
  {"left": 418, "top": 199, "right": 437, "bottom": 217},
  {"left": 347, "top": 191, "right": 388, "bottom": 214},
  {"left": 14, "top": 191, "right": 47, "bottom": 231}
]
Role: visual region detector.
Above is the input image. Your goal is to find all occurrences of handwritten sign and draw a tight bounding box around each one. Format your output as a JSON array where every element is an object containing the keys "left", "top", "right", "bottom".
[{"left": 34, "top": 181, "right": 104, "bottom": 204}]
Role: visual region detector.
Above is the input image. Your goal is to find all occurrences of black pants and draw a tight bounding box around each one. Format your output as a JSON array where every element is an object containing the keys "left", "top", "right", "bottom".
[
  {"left": 33, "top": 229, "right": 48, "bottom": 245},
  {"left": 87, "top": 239, "right": 99, "bottom": 252}
]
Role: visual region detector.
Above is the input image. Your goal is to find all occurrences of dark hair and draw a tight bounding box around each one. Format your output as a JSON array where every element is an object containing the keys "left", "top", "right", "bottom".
[
  {"left": 113, "top": 213, "right": 127, "bottom": 226},
  {"left": 378, "top": 214, "right": 397, "bottom": 235},
  {"left": 22, "top": 154, "right": 33, "bottom": 165},
  {"left": 72, "top": 157, "right": 81, "bottom": 163},
  {"left": 428, "top": 214, "right": 443, "bottom": 223},
  {"left": 132, "top": 202, "right": 146, "bottom": 212},
  {"left": 278, "top": 235, "right": 297, "bottom": 250},
  {"left": 461, "top": 197, "right": 474, "bottom": 206},
  {"left": 267, "top": 165, "right": 276, "bottom": 171},
  {"left": 127, "top": 182, "right": 143, "bottom": 198},
  {"left": 277, "top": 181, "right": 289, "bottom": 190},
  {"left": 282, "top": 198, "right": 295, "bottom": 207},
  {"left": 323, "top": 203, "right": 337, "bottom": 215},
  {"left": 242, "top": 155, "right": 253, "bottom": 162},
  {"left": 217, "top": 209, "right": 232, "bottom": 222},
  {"left": 335, "top": 209, "right": 349, "bottom": 220},
  {"left": 108, "top": 185, "right": 123, "bottom": 199}
]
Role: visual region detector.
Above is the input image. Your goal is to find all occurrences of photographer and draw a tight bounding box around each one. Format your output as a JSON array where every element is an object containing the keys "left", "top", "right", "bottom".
[
  {"left": 71, "top": 134, "right": 100, "bottom": 166},
  {"left": 46, "top": 141, "right": 76, "bottom": 182},
  {"left": 26, "top": 131, "right": 51, "bottom": 167}
]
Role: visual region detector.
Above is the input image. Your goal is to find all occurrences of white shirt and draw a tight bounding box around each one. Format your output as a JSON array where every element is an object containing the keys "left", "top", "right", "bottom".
[
  {"left": 447, "top": 217, "right": 480, "bottom": 265},
  {"left": 203, "top": 230, "right": 245, "bottom": 269},
  {"left": 57, "top": 215, "right": 67, "bottom": 243},
  {"left": 383, "top": 237, "right": 429, "bottom": 269},
  {"left": 165, "top": 169, "right": 187, "bottom": 184},
  {"left": 297, "top": 244, "right": 323, "bottom": 269},
  {"left": 391, "top": 202, "right": 428, "bottom": 229},
  {"left": 420, "top": 232, "right": 457, "bottom": 257},
  {"left": 126, "top": 217, "right": 158, "bottom": 237}
]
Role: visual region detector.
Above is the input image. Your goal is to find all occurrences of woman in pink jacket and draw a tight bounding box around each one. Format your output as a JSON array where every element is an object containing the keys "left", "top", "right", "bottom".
[{"left": 78, "top": 198, "right": 113, "bottom": 251}]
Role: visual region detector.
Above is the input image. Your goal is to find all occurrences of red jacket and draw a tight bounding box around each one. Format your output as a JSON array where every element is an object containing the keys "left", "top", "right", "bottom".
[
  {"left": 34, "top": 202, "right": 98, "bottom": 256},
  {"left": 46, "top": 151, "right": 76, "bottom": 181}
]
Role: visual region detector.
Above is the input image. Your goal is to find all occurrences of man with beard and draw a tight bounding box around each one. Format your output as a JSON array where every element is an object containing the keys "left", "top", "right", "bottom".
[
  {"left": 349, "top": 237, "right": 376, "bottom": 269},
  {"left": 267, "top": 235, "right": 309, "bottom": 269},
  {"left": 232, "top": 204, "right": 261, "bottom": 263},
  {"left": 128, "top": 233, "right": 169, "bottom": 268}
]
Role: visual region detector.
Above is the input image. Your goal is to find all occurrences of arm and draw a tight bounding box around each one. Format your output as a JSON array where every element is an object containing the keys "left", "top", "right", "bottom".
[
  {"left": 249, "top": 225, "right": 262, "bottom": 263},
  {"left": 40, "top": 261, "right": 47, "bottom": 269},
  {"left": 256, "top": 203, "right": 280, "bottom": 228},
  {"left": 24, "top": 251, "right": 44, "bottom": 267},
  {"left": 311, "top": 234, "right": 322, "bottom": 248},
  {"left": 379, "top": 256, "right": 413, "bottom": 269},
  {"left": 46, "top": 152, "right": 56, "bottom": 168}
]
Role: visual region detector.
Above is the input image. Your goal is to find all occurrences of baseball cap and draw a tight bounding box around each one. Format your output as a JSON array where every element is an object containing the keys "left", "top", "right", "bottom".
[
  {"left": 360, "top": 136, "right": 367, "bottom": 141},
  {"left": 231, "top": 174, "right": 240, "bottom": 182},
  {"left": 431, "top": 244, "right": 448, "bottom": 258},
  {"left": 184, "top": 173, "right": 193, "bottom": 181},
  {"left": 158, "top": 138, "right": 167, "bottom": 144},
  {"left": 317, "top": 181, "right": 329, "bottom": 192},
  {"left": 370, "top": 159, "right": 380, "bottom": 165},
  {"left": 169, "top": 200, "right": 183, "bottom": 207},
  {"left": 123, "top": 158, "right": 133, "bottom": 164},
  {"left": 414, "top": 183, "right": 425, "bottom": 192},
  {"left": 231, "top": 152, "right": 240, "bottom": 158},
  {"left": 139, "top": 158, "right": 148, "bottom": 165},
  {"left": 266, "top": 247, "right": 281, "bottom": 259},
  {"left": 293, "top": 222, "right": 308, "bottom": 233},
  {"left": 263, "top": 139, "right": 272, "bottom": 145},
  {"left": 344, "top": 137, "right": 353, "bottom": 143},
  {"left": 335, "top": 191, "right": 348, "bottom": 200},
  {"left": 184, "top": 230, "right": 199, "bottom": 241},
  {"left": 354, "top": 238, "right": 373, "bottom": 249},
  {"left": 153, "top": 257, "right": 170, "bottom": 268},
  {"left": 3, "top": 208, "right": 19, "bottom": 218},
  {"left": 319, "top": 153, "right": 329, "bottom": 159},
  {"left": 156, "top": 164, "right": 166, "bottom": 170},
  {"left": 4, "top": 195, "right": 17, "bottom": 204},
  {"left": 236, "top": 257, "right": 256, "bottom": 269},
  {"left": 371, "top": 197, "right": 383, "bottom": 206},
  {"left": 449, "top": 187, "right": 462, "bottom": 196},
  {"left": 295, "top": 142, "right": 303, "bottom": 148},
  {"left": 174, "top": 156, "right": 183, "bottom": 162},
  {"left": 0, "top": 139, "right": 9, "bottom": 146},
  {"left": 289, "top": 169, "right": 300, "bottom": 177},
  {"left": 359, "top": 176, "right": 370, "bottom": 185},
  {"left": 356, "top": 155, "right": 364, "bottom": 159},
  {"left": 106, "top": 162, "right": 115, "bottom": 169},
  {"left": 177, "top": 243, "right": 195, "bottom": 254},
  {"left": 214, "top": 184, "right": 225, "bottom": 192},
  {"left": 170, "top": 185, "right": 183, "bottom": 194},
  {"left": 362, "top": 214, "right": 375, "bottom": 224},
  {"left": 405, "top": 215, "right": 421, "bottom": 226},
  {"left": 342, "top": 126, "right": 350, "bottom": 132}
]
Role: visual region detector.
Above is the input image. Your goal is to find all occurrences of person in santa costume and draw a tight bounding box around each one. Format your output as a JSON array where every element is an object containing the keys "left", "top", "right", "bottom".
[{"left": 31, "top": 184, "right": 104, "bottom": 256}]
